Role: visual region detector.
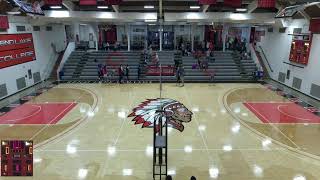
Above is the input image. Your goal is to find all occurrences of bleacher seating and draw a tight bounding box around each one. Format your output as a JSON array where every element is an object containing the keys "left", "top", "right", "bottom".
[
  {"left": 60, "top": 50, "right": 257, "bottom": 82},
  {"left": 60, "top": 51, "right": 140, "bottom": 81},
  {"left": 182, "top": 51, "right": 257, "bottom": 82}
]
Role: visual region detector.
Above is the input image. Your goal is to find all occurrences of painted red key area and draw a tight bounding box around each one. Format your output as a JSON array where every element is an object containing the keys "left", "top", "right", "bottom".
[
  {"left": 0, "top": 103, "right": 76, "bottom": 124},
  {"left": 244, "top": 102, "right": 320, "bottom": 124}
]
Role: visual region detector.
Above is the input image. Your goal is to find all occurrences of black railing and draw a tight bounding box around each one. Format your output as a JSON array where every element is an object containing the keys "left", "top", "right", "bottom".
[{"left": 258, "top": 46, "right": 273, "bottom": 72}]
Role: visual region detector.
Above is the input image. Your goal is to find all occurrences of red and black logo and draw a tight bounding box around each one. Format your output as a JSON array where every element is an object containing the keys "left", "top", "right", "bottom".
[{"left": 128, "top": 98, "right": 193, "bottom": 132}]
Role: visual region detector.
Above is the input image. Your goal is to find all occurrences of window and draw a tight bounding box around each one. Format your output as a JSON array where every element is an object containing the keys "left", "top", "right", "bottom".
[
  {"left": 16, "top": 26, "right": 26, "bottom": 32},
  {"left": 33, "top": 26, "right": 40, "bottom": 31},
  {"left": 46, "top": 26, "right": 52, "bottom": 31}
]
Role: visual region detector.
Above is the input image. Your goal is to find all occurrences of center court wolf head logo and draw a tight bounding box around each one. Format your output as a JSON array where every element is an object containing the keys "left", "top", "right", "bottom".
[{"left": 128, "top": 98, "right": 193, "bottom": 132}]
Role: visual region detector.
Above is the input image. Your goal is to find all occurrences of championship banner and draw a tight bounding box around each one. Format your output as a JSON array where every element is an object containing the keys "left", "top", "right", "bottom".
[
  {"left": 79, "top": 0, "right": 97, "bottom": 5},
  {"left": 0, "top": 47, "right": 36, "bottom": 69},
  {"left": 0, "top": 16, "right": 9, "bottom": 30},
  {"left": 310, "top": 19, "right": 320, "bottom": 33},
  {"left": 0, "top": 34, "right": 34, "bottom": 52},
  {"left": 198, "top": 0, "right": 217, "bottom": 5},
  {"left": 104, "top": 0, "right": 122, "bottom": 5},
  {"left": 224, "top": 0, "right": 242, "bottom": 7},
  {"left": 258, "top": 0, "right": 275, "bottom": 8},
  {"left": 45, "top": 0, "right": 62, "bottom": 5}
]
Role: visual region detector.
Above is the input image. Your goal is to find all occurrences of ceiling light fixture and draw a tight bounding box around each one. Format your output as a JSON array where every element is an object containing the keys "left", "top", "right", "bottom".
[
  {"left": 230, "top": 13, "right": 248, "bottom": 20},
  {"left": 144, "top": 5, "right": 154, "bottom": 9},
  {"left": 190, "top": 6, "right": 200, "bottom": 9},
  {"left": 49, "top": 10, "right": 70, "bottom": 18},
  {"left": 236, "top": 8, "right": 247, "bottom": 12},
  {"left": 145, "top": 19, "right": 157, "bottom": 22},
  {"left": 7, "top": 11, "right": 21, "bottom": 15},
  {"left": 97, "top": 6, "right": 109, "bottom": 9},
  {"left": 50, "top": 6, "right": 62, "bottom": 9}
]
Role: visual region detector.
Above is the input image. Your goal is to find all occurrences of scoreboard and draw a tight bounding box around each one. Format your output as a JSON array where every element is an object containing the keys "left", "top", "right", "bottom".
[
  {"left": 289, "top": 34, "right": 312, "bottom": 65},
  {"left": 1, "top": 140, "right": 33, "bottom": 176}
]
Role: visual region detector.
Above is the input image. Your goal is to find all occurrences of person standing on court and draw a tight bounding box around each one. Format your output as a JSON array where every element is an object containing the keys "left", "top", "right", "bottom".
[
  {"left": 125, "top": 64, "right": 129, "bottom": 82},
  {"left": 209, "top": 41, "right": 214, "bottom": 57},
  {"left": 176, "top": 66, "right": 181, "bottom": 86},
  {"left": 118, "top": 65, "right": 124, "bottom": 84},
  {"left": 180, "top": 66, "right": 185, "bottom": 87},
  {"left": 137, "top": 65, "right": 141, "bottom": 80}
]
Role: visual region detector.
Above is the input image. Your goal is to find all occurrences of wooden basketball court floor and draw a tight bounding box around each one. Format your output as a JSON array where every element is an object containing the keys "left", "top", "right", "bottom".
[{"left": 1, "top": 83, "right": 320, "bottom": 179}]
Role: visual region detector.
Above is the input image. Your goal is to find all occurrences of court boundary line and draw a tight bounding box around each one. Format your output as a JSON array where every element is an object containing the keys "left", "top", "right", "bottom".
[
  {"left": 1, "top": 103, "right": 79, "bottom": 124},
  {"left": 245, "top": 102, "right": 320, "bottom": 124},
  {"left": 30, "top": 102, "right": 76, "bottom": 140},
  {"left": 223, "top": 87, "right": 320, "bottom": 161},
  {"left": 50, "top": 102, "right": 76, "bottom": 124},
  {"left": 98, "top": 85, "right": 135, "bottom": 177},
  {"left": 232, "top": 90, "right": 300, "bottom": 149},
  {"left": 244, "top": 103, "right": 270, "bottom": 123},
  {"left": 34, "top": 86, "right": 99, "bottom": 149},
  {"left": 3, "top": 105, "right": 42, "bottom": 123},
  {"left": 277, "top": 105, "right": 315, "bottom": 121},
  {"left": 182, "top": 86, "right": 214, "bottom": 163}
]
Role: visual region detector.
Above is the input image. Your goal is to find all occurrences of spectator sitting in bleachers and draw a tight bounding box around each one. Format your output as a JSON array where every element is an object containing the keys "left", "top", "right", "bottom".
[
  {"left": 106, "top": 42, "right": 110, "bottom": 51},
  {"left": 202, "top": 58, "right": 208, "bottom": 70},
  {"left": 115, "top": 41, "right": 120, "bottom": 51},
  {"left": 148, "top": 46, "right": 153, "bottom": 60}
]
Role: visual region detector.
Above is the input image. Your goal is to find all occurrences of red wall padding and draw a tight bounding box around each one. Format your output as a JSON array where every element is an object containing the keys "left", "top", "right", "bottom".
[
  {"left": 310, "top": 19, "right": 320, "bottom": 33},
  {"left": 198, "top": 0, "right": 217, "bottom": 5},
  {"left": 224, "top": 0, "right": 242, "bottom": 8},
  {"left": 79, "top": 0, "right": 97, "bottom": 5},
  {"left": 45, "top": 0, "right": 62, "bottom": 5},
  {"left": 0, "top": 16, "right": 9, "bottom": 29},
  {"left": 258, "top": 0, "right": 275, "bottom": 8}
]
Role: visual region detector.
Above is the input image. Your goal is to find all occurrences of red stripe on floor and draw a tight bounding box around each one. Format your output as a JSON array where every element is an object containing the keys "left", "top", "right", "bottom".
[
  {"left": 244, "top": 102, "right": 320, "bottom": 124},
  {"left": 0, "top": 103, "right": 77, "bottom": 124}
]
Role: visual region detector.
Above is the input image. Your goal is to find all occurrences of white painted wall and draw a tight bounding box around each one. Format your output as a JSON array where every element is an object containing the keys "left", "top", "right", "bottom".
[
  {"left": 259, "top": 19, "right": 320, "bottom": 99},
  {"left": 0, "top": 16, "right": 66, "bottom": 99}
]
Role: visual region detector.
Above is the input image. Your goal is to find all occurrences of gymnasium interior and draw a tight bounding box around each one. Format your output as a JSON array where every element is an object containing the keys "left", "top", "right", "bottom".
[{"left": 1, "top": 0, "right": 320, "bottom": 179}]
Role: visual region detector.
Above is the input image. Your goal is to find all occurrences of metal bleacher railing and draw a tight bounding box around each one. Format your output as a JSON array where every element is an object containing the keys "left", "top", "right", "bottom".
[{"left": 258, "top": 46, "right": 273, "bottom": 73}]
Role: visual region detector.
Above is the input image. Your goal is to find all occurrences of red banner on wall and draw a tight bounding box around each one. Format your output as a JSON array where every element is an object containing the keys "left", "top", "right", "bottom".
[
  {"left": 0, "top": 34, "right": 34, "bottom": 52},
  {"left": 0, "top": 16, "right": 9, "bottom": 29},
  {"left": 104, "top": 0, "right": 122, "bottom": 5},
  {"left": 224, "top": 0, "right": 242, "bottom": 8},
  {"left": 258, "top": 0, "right": 275, "bottom": 8},
  {"left": 198, "top": 0, "right": 217, "bottom": 5},
  {"left": 0, "top": 33, "right": 36, "bottom": 69},
  {"left": 45, "top": 0, "right": 62, "bottom": 5},
  {"left": 0, "top": 47, "right": 36, "bottom": 69},
  {"left": 310, "top": 19, "right": 320, "bottom": 33},
  {"left": 79, "top": 0, "right": 97, "bottom": 5}
]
